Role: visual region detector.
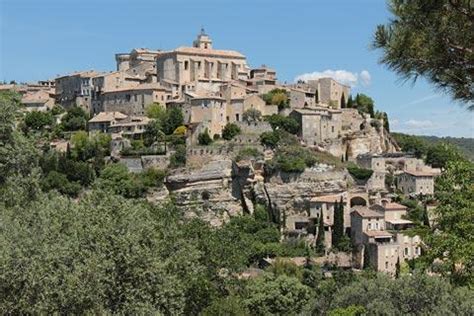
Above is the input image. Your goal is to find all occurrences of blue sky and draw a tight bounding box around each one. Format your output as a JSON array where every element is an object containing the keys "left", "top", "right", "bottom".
[{"left": 1, "top": 0, "right": 472, "bottom": 137}]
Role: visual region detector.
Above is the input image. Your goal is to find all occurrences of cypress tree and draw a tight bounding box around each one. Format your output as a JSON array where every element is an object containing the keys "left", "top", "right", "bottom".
[
  {"left": 314, "top": 89, "right": 319, "bottom": 104},
  {"left": 395, "top": 257, "right": 401, "bottom": 278},
  {"left": 315, "top": 210, "right": 325, "bottom": 254},
  {"left": 332, "top": 197, "right": 345, "bottom": 249},
  {"left": 340, "top": 93, "right": 346, "bottom": 108},
  {"left": 363, "top": 245, "right": 372, "bottom": 270},
  {"left": 347, "top": 94, "right": 353, "bottom": 108}
]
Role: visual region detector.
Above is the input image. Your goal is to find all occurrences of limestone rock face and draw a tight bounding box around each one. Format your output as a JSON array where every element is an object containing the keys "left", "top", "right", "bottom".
[
  {"left": 263, "top": 165, "right": 351, "bottom": 222},
  {"left": 165, "top": 158, "right": 243, "bottom": 226}
]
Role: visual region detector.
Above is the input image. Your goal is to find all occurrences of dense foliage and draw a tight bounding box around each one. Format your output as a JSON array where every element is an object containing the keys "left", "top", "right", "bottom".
[
  {"left": 347, "top": 164, "right": 374, "bottom": 182},
  {"left": 222, "top": 122, "right": 241, "bottom": 140},
  {"left": 262, "top": 88, "right": 290, "bottom": 110},
  {"left": 198, "top": 128, "right": 213, "bottom": 145},
  {"left": 373, "top": 0, "right": 474, "bottom": 105},
  {"left": 266, "top": 114, "right": 300, "bottom": 134}
]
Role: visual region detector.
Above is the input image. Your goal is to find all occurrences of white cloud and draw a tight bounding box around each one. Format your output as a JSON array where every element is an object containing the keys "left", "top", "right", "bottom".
[
  {"left": 404, "top": 119, "right": 434, "bottom": 129},
  {"left": 294, "top": 69, "right": 371, "bottom": 87},
  {"left": 359, "top": 70, "right": 371, "bottom": 86}
]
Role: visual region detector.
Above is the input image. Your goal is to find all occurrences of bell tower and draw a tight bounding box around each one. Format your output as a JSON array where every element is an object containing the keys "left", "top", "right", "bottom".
[{"left": 193, "top": 28, "right": 213, "bottom": 50}]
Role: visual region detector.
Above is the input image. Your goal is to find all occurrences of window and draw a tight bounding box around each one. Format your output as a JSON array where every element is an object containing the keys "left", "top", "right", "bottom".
[
  {"left": 236, "top": 113, "right": 240, "bottom": 121},
  {"left": 184, "top": 61, "right": 189, "bottom": 70},
  {"left": 331, "top": 126, "right": 334, "bottom": 133},
  {"left": 404, "top": 248, "right": 409, "bottom": 256},
  {"left": 385, "top": 262, "right": 389, "bottom": 269}
]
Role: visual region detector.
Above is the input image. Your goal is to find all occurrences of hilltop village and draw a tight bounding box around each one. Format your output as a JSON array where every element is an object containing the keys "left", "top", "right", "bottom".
[{"left": 2, "top": 30, "right": 442, "bottom": 275}]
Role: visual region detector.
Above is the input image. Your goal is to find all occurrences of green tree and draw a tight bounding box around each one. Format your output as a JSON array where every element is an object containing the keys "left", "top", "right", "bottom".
[
  {"left": 145, "top": 102, "right": 166, "bottom": 119},
  {"left": 332, "top": 197, "right": 345, "bottom": 250},
  {"left": 425, "top": 142, "right": 464, "bottom": 169},
  {"left": 97, "top": 163, "right": 146, "bottom": 198},
  {"left": 372, "top": 0, "right": 474, "bottom": 105},
  {"left": 423, "top": 160, "right": 474, "bottom": 286},
  {"left": 347, "top": 94, "right": 353, "bottom": 108},
  {"left": 244, "top": 274, "right": 312, "bottom": 315},
  {"left": 143, "top": 120, "right": 165, "bottom": 147},
  {"left": 61, "top": 106, "right": 89, "bottom": 131},
  {"left": 163, "top": 107, "right": 184, "bottom": 135},
  {"left": 328, "top": 274, "right": 474, "bottom": 315},
  {"left": 170, "top": 144, "right": 186, "bottom": 168},
  {"left": 263, "top": 88, "right": 290, "bottom": 110},
  {"left": 23, "top": 111, "right": 54, "bottom": 131},
  {"left": 242, "top": 108, "right": 262, "bottom": 123},
  {"left": 340, "top": 93, "right": 346, "bottom": 109},
  {"left": 201, "top": 296, "right": 250, "bottom": 316},
  {"left": 222, "top": 123, "right": 241, "bottom": 140},
  {"left": 198, "top": 128, "right": 213, "bottom": 145},
  {"left": 315, "top": 212, "right": 326, "bottom": 254},
  {"left": 266, "top": 114, "right": 300, "bottom": 134},
  {"left": 355, "top": 93, "right": 375, "bottom": 117}
]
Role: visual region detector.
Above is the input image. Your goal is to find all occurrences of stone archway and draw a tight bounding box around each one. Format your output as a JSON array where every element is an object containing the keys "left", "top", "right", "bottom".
[{"left": 350, "top": 196, "right": 367, "bottom": 207}]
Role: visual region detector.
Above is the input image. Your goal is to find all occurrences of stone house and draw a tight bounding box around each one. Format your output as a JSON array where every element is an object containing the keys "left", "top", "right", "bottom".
[
  {"left": 247, "top": 65, "right": 277, "bottom": 94},
  {"left": 289, "top": 107, "right": 342, "bottom": 146},
  {"left": 184, "top": 92, "right": 227, "bottom": 138},
  {"left": 350, "top": 205, "right": 421, "bottom": 274},
  {"left": 107, "top": 116, "right": 151, "bottom": 138},
  {"left": 101, "top": 83, "right": 171, "bottom": 116},
  {"left": 309, "top": 193, "right": 348, "bottom": 249},
  {"left": 88, "top": 111, "right": 151, "bottom": 138},
  {"left": 397, "top": 170, "right": 436, "bottom": 195},
  {"left": 115, "top": 48, "right": 163, "bottom": 72},
  {"left": 307, "top": 78, "right": 350, "bottom": 109},
  {"left": 88, "top": 111, "right": 128, "bottom": 133},
  {"left": 55, "top": 70, "right": 103, "bottom": 113},
  {"left": 288, "top": 87, "right": 316, "bottom": 109},
  {"left": 21, "top": 90, "right": 55, "bottom": 112}
]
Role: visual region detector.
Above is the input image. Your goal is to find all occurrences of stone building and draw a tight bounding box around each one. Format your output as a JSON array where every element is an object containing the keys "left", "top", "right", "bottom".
[
  {"left": 350, "top": 205, "right": 421, "bottom": 274},
  {"left": 289, "top": 107, "right": 342, "bottom": 146},
  {"left": 247, "top": 65, "right": 277, "bottom": 94},
  {"left": 115, "top": 48, "right": 163, "bottom": 72},
  {"left": 288, "top": 87, "right": 317, "bottom": 108},
  {"left": 397, "top": 170, "right": 436, "bottom": 195},
  {"left": 183, "top": 91, "right": 227, "bottom": 138},
  {"left": 100, "top": 83, "right": 171, "bottom": 116},
  {"left": 309, "top": 193, "right": 347, "bottom": 249},
  {"left": 88, "top": 111, "right": 128, "bottom": 133},
  {"left": 21, "top": 90, "right": 55, "bottom": 112},
  {"left": 88, "top": 111, "right": 150, "bottom": 138},
  {"left": 55, "top": 70, "right": 103, "bottom": 113},
  {"left": 156, "top": 30, "right": 248, "bottom": 90},
  {"left": 306, "top": 78, "right": 350, "bottom": 109}
]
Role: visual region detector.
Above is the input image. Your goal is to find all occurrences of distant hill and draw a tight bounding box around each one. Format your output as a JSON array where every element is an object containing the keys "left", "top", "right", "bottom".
[{"left": 392, "top": 133, "right": 474, "bottom": 160}]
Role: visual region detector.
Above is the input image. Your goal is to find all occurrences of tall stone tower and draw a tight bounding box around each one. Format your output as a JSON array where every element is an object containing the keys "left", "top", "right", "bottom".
[{"left": 193, "top": 28, "right": 213, "bottom": 50}]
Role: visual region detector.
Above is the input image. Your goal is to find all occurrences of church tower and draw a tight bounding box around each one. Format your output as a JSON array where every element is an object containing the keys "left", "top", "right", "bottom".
[{"left": 193, "top": 28, "right": 213, "bottom": 50}]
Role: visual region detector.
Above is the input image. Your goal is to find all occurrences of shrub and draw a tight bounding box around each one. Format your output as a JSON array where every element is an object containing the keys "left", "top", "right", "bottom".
[
  {"left": 140, "top": 168, "right": 166, "bottom": 188},
  {"left": 41, "top": 171, "right": 82, "bottom": 197},
  {"left": 235, "top": 147, "right": 263, "bottom": 161},
  {"left": 266, "top": 114, "right": 300, "bottom": 134},
  {"left": 170, "top": 145, "right": 186, "bottom": 168},
  {"left": 263, "top": 88, "right": 290, "bottom": 110},
  {"left": 270, "top": 145, "right": 317, "bottom": 173},
  {"left": 222, "top": 123, "right": 241, "bottom": 140},
  {"left": 61, "top": 106, "right": 89, "bottom": 131},
  {"left": 242, "top": 108, "right": 262, "bottom": 123},
  {"left": 347, "top": 164, "right": 373, "bottom": 182},
  {"left": 24, "top": 111, "right": 54, "bottom": 130},
  {"left": 198, "top": 128, "right": 213, "bottom": 145}
]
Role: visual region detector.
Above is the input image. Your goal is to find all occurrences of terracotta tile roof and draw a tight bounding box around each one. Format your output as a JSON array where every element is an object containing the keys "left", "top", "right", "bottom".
[
  {"left": 89, "top": 112, "right": 128, "bottom": 123},
  {"left": 404, "top": 169, "right": 437, "bottom": 177},
  {"left": 383, "top": 202, "right": 408, "bottom": 210},
  {"left": 102, "top": 83, "right": 170, "bottom": 94},
  {"left": 311, "top": 194, "right": 343, "bottom": 203},
  {"left": 364, "top": 230, "right": 393, "bottom": 238},
  {"left": 172, "top": 46, "right": 246, "bottom": 58},
  {"left": 351, "top": 206, "right": 383, "bottom": 218}
]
